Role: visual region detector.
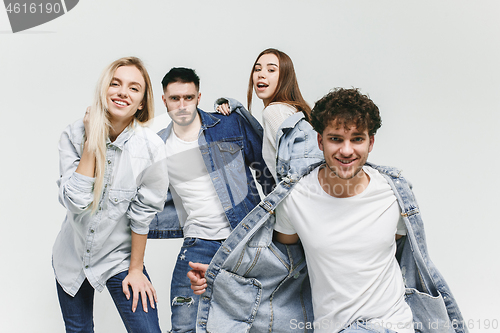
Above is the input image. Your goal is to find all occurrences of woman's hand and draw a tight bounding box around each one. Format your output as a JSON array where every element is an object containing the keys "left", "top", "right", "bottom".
[
  {"left": 122, "top": 268, "right": 158, "bottom": 313},
  {"left": 216, "top": 103, "right": 231, "bottom": 116}
]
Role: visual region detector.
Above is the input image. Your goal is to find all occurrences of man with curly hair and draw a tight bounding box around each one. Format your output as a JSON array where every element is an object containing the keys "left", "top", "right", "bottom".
[{"left": 271, "top": 87, "right": 415, "bottom": 333}]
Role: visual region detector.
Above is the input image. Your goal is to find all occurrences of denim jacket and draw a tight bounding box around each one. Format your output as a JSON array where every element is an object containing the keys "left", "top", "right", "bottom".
[
  {"left": 196, "top": 113, "right": 467, "bottom": 333},
  {"left": 148, "top": 105, "right": 275, "bottom": 239}
]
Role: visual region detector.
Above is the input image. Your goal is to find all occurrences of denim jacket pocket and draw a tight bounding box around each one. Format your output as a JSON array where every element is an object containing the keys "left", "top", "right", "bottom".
[
  {"left": 405, "top": 288, "right": 455, "bottom": 333},
  {"left": 108, "top": 189, "right": 135, "bottom": 220},
  {"left": 206, "top": 269, "right": 262, "bottom": 333},
  {"left": 216, "top": 141, "right": 244, "bottom": 169}
]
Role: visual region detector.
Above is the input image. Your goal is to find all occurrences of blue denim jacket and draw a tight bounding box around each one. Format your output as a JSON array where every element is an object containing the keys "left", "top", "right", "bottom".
[
  {"left": 196, "top": 113, "right": 467, "bottom": 333},
  {"left": 148, "top": 106, "right": 275, "bottom": 239}
]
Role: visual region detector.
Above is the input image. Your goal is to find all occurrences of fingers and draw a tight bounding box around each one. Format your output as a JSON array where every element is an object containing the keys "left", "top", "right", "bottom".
[
  {"left": 122, "top": 280, "right": 130, "bottom": 300},
  {"left": 122, "top": 274, "right": 157, "bottom": 313},
  {"left": 216, "top": 103, "right": 231, "bottom": 115},
  {"left": 147, "top": 282, "right": 157, "bottom": 310},
  {"left": 188, "top": 262, "right": 209, "bottom": 277}
]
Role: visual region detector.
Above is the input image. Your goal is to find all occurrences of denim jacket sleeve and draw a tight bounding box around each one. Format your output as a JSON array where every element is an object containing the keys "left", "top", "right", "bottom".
[
  {"left": 57, "top": 119, "right": 95, "bottom": 214},
  {"left": 126, "top": 128, "right": 169, "bottom": 235}
]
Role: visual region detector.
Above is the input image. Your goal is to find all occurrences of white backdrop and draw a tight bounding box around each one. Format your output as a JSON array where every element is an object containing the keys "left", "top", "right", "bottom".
[{"left": 1, "top": 1, "right": 499, "bottom": 332}]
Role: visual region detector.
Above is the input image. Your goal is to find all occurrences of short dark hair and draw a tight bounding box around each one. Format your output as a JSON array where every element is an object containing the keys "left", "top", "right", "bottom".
[
  {"left": 161, "top": 67, "right": 200, "bottom": 91},
  {"left": 311, "top": 88, "right": 381, "bottom": 136}
]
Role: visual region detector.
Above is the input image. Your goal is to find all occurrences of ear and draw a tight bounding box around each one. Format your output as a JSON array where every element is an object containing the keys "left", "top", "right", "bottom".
[
  {"left": 368, "top": 135, "right": 375, "bottom": 152},
  {"left": 197, "top": 92, "right": 201, "bottom": 104},
  {"left": 317, "top": 132, "right": 324, "bottom": 151},
  {"left": 138, "top": 102, "right": 143, "bottom": 111}
]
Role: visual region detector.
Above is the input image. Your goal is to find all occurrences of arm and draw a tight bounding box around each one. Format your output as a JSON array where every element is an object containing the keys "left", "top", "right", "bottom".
[
  {"left": 122, "top": 232, "right": 157, "bottom": 312},
  {"left": 273, "top": 230, "right": 299, "bottom": 244},
  {"left": 127, "top": 133, "right": 169, "bottom": 235},
  {"left": 57, "top": 111, "right": 95, "bottom": 213},
  {"left": 75, "top": 110, "right": 96, "bottom": 177},
  {"left": 187, "top": 262, "right": 209, "bottom": 295}
]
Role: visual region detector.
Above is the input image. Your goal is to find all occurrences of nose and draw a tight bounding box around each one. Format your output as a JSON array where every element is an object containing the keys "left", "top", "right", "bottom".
[
  {"left": 340, "top": 141, "right": 354, "bottom": 156},
  {"left": 179, "top": 98, "right": 185, "bottom": 108},
  {"left": 118, "top": 86, "right": 128, "bottom": 97}
]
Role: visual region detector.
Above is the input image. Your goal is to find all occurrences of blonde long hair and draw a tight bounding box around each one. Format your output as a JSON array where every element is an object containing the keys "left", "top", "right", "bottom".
[{"left": 86, "top": 57, "right": 154, "bottom": 212}]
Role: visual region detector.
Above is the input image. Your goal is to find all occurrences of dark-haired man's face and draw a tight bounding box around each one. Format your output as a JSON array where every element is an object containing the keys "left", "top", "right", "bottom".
[
  {"left": 318, "top": 120, "right": 374, "bottom": 181},
  {"left": 162, "top": 82, "right": 201, "bottom": 127}
]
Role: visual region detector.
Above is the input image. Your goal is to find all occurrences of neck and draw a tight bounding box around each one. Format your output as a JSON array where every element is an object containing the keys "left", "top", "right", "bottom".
[
  {"left": 318, "top": 165, "right": 370, "bottom": 198},
  {"left": 173, "top": 113, "right": 202, "bottom": 142},
  {"left": 109, "top": 118, "right": 133, "bottom": 142}
]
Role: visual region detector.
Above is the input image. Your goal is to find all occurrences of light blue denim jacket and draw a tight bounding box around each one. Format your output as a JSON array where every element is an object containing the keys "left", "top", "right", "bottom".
[
  {"left": 148, "top": 104, "right": 274, "bottom": 239},
  {"left": 196, "top": 112, "right": 468, "bottom": 333}
]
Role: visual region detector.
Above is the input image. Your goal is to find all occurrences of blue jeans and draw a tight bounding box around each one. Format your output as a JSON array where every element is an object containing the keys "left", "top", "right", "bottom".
[
  {"left": 170, "top": 238, "right": 222, "bottom": 333},
  {"left": 56, "top": 268, "right": 161, "bottom": 333}
]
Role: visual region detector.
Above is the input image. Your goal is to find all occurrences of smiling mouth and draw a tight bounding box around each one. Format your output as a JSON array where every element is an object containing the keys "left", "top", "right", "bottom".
[
  {"left": 257, "top": 83, "right": 268, "bottom": 88},
  {"left": 113, "top": 100, "right": 128, "bottom": 106},
  {"left": 336, "top": 158, "right": 357, "bottom": 165}
]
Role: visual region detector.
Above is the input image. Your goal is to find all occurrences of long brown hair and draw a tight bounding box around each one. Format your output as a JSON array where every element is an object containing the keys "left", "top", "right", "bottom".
[{"left": 247, "top": 48, "right": 311, "bottom": 121}]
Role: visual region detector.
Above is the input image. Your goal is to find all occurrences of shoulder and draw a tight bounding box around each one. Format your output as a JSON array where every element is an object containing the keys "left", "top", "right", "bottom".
[
  {"left": 365, "top": 162, "right": 413, "bottom": 189},
  {"left": 127, "top": 124, "right": 166, "bottom": 157},
  {"left": 263, "top": 103, "right": 297, "bottom": 118},
  {"left": 61, "top": 118, "right": 85, "bottom": 145}
]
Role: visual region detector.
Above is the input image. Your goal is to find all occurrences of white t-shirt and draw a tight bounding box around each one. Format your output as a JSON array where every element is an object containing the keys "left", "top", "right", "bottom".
[
  {"left": 166, "top": 131, "right": 231, "bottom": 239},
  {"left": 262, "top": 103, "right": 296, "bottom": 181},
  {"left": 275, "top": 166, "right": 414, "bottom": 333}
]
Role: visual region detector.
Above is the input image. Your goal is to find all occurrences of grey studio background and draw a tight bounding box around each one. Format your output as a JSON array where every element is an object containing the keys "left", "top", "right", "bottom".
[{"left": 1, "top": 1, "right": 498, "bottom": 332}]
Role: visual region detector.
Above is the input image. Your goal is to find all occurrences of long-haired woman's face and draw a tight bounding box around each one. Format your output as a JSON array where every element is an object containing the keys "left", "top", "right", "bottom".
[
  {"left": 252, "top": 53, "right": 280, "bottom": 106},
  {"left": 106, "top": 65, "right": 146, "bottom": 124}
]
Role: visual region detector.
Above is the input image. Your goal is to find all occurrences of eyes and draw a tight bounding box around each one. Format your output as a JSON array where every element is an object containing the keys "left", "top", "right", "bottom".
[
  {"left": 169, "top": 95, "right": 195, "bottom": 101},
  {"left": 110, "top": 81, "right": 141, "bottom": 92},
  {"left": 330, "top": 137, "right": 365, "bottom": 143},
  {"left": 253, "top": 66, "right": 277, "bottom": 73}
]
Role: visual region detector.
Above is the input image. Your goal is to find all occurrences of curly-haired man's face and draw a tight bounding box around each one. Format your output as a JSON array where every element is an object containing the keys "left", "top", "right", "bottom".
[{"left": 318, "top": 121, "right": 374, "bottom": 182}]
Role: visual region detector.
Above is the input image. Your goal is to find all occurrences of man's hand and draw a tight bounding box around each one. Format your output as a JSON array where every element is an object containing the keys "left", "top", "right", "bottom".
[
  {"left": 122, "top": 269, "right": 158, "bottom": 313},
  {"left": 187, "top": 262, "right": 209, "bottom": 295}
]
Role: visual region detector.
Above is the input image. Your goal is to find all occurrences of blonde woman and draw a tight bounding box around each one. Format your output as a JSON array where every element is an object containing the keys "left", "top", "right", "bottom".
[{"left": 52, "top": 57, "right": 168, "bottom": 332}]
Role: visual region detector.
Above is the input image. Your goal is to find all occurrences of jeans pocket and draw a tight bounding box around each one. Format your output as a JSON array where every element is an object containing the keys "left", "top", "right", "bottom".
[
  {"left": 108, "top": 189, "right": 135, "bottom": 219},
  {"left": 182, "top": 237, "right": 198, "bottom": 248},
  {"left": 404, "top": 288, "right": 455, "bottom": 333},
  {"left": 206, "top": 269, "right": 262, "bottom": 333}
]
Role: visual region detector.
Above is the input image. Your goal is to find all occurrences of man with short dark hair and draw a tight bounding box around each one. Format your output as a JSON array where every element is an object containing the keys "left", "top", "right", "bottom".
[{"left": 149, "top": 67, "right": 274, "bottom": 333}]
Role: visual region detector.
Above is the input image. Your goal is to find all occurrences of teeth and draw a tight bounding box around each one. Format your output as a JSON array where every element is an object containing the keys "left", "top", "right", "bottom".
[
  {"left": 114, "top": 100, "right": 127, "bottom": 106},
  {"left": 339, "top": 159, "right": 352, "bottom": 164},
  {"left": 258, "top": 84, "right": 267, "bottom": 88}
]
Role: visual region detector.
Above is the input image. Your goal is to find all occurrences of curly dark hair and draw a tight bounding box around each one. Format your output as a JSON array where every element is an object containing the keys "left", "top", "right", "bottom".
[{"left": 311, "top": 88, "right": 381, "bottom": 136}]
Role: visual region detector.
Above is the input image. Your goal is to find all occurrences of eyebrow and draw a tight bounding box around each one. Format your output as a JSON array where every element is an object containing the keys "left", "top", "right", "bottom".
[{"left": 255, "top": 62, "right": 279, "bottom": 67}]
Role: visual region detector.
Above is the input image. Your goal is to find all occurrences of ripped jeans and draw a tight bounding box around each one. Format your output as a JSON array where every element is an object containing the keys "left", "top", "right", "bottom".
[{"left": 170, "top": 238, "right": 223, "bottom": 333}]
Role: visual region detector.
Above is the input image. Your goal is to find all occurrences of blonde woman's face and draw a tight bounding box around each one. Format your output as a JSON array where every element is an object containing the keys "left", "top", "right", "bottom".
[
  {"left": 252, "top": 53, "right": 279, "bottom": 106},
  {"left": 106, "top": 65, "right": 146, "bottom": 125}
]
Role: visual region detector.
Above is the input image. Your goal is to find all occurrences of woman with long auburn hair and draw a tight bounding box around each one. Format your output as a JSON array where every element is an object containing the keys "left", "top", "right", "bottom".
[
  {"left": 218, "top": 48, "right": 310, "bottom": 180},
  {"left": 52, "top": 56, "right": 168, "bottom": 332}
]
